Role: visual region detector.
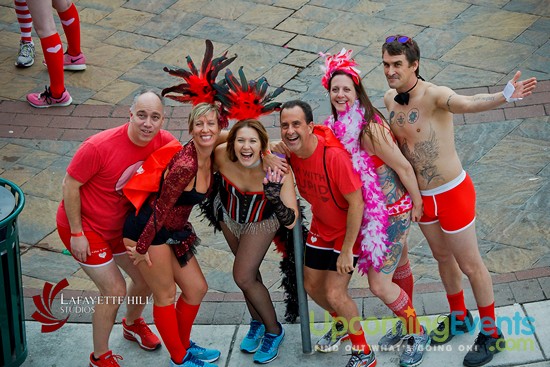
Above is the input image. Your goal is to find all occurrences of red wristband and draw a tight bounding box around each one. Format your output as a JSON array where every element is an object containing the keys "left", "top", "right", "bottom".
[{"left": 71, "top": 231, "right": 85, "bottom": 237}]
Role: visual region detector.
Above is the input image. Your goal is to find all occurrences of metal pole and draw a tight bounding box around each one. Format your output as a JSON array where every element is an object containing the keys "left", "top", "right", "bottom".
[{"left": 292, "top": 209, "right": 312, "bottom": 354}]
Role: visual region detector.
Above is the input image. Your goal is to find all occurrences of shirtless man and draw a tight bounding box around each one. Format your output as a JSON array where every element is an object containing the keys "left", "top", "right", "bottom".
[{"left": 381, "top": 35, "right": 537, "bottom": 367}]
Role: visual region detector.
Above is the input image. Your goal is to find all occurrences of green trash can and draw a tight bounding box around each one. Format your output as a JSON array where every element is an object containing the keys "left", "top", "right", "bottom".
[{"left": 0, "top": 178, "right": 27, "bottom": 367}]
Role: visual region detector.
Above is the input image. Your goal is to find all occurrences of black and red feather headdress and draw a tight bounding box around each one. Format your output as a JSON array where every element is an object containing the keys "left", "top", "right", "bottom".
[
  {"left": 214, "top": 67, "right": 284, "bottom": 121},
  {"left": 161, "top": 39, "right": 237, "bottom": 127}
]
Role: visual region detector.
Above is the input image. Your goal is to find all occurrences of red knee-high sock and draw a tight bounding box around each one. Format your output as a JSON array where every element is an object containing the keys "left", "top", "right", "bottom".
[
  {"left": 478, "top": 302, "right": 499, "bottom": 338},
  {"left": 40, "top": 33, "right": 64, "bottom": 97},
  {"left": 14, "top": 0, "right": 32, "bottom": 43},
  {"left": 153, "top": 304, "right": 186, "bottom": 364},
  {"left": 348, "top": 327, "right": 371, "bottom": 354},
  {"left": 386, "top": 288, "right": 422, "bottom": 334},
  {"left": 176, "top": 297, "right": 201, "bottom": 350},
  {"left": 393, "top": 260, "right": 414, "bottom": 301},
  {"left": 447, "top": 290, "right": 468, "bottom": 321},
  {"left": 57, "top": 3, "right": 81, "bottom": 56}
]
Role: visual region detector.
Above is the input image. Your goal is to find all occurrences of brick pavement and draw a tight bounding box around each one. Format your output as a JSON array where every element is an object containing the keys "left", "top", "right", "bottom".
[{"left": 2, "top": 80, "right": 549, "bottom": 142}]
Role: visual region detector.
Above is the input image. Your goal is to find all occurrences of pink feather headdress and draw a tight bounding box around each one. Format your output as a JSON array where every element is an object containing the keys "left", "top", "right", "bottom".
[{"left": 319, "top": 48, "right": 361, "bottom": 90}]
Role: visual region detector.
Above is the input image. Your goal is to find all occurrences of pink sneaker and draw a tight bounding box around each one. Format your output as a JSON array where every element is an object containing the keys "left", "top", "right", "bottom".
[
  {"left": 64, "top": 52, "right": 86, "bottom": 71},
  {"left": 26, "top": 86, "right": 72, "bottom": 108}
]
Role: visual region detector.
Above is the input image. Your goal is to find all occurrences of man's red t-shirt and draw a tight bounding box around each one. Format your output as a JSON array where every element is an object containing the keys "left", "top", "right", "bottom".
[
  {"left": 56, "top": 123, "right": 175, "bottom": 240},
  {"left": 290, "top": 134, "right": 362, "bottom": 242}
]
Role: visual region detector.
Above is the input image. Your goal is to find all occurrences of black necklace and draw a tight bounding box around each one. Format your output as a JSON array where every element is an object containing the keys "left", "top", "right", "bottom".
[{"left": 394, "top": 76, "right": 423, "bottom": 105}]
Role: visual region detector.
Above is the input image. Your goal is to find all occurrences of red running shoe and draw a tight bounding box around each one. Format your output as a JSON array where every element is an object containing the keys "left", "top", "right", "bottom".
[
  {"left": 122, "top": 317, "right": 161, "bottom": 351},
  {"left": 89, "top": 350, "right": 123, "bottom": 367}
]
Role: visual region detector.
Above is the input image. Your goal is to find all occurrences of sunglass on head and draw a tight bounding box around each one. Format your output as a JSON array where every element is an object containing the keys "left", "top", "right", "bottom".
[{"left": 385, "top": 35, "right": 412, "bottom": 44}]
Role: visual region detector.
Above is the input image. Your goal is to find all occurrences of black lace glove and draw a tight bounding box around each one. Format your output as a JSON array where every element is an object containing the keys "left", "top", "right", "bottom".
[{"left": 264, "top": 181, "right": 295, "bottom": 226}]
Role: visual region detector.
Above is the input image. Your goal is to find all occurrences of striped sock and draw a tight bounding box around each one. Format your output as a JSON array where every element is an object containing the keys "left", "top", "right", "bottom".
[
  {"left": 14, "top": 0, "right": 32, "bottom": 43},
  {"left": 392, "top": 260, "right": 414, "bottom": 301},
  {"left": 386, "top": 288, "right": 421, "bottom": 334}
]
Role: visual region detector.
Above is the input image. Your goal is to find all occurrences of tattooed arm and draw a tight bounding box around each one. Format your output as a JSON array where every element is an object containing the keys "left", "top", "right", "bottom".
[
  {"left": 434, "top": 71, "right": 537, "bottom": 114},
  {"left": 361, "top": 123, "right": 423, "bottom": 221}
]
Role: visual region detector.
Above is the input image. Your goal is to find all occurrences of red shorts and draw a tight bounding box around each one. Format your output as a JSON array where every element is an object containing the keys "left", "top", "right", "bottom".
[
  {"left": 57, "top": 225, "right": 125, "bottom": 267},
  {"left": 419, "top": 171, "right": 476, "bottom": 233}
]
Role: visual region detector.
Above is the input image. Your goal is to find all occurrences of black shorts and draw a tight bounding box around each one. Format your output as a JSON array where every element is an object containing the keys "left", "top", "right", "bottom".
[
  {"left": 304, "top": 245, "right": 358, "bottom": 273},
  {"left": 123, "top": 204, "right": 196, "bottom": 266},
  {"left": 123, "top": 204, "right": 193, "bottom": 246},
  {"left": 123, "top": 204, "right": 172, "bottom": 245}
]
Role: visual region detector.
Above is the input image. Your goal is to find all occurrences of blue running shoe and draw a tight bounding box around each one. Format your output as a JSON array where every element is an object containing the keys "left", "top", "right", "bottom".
[
  {"left": 241, "top": 320, "right": 265, "bottom": 353},
  {"left": 253, "top": 323, "right": 285, "bottom": 364},
  {"left": 399, "top": 325, "right": 431, "bottom": 367},
  {"left": 169, "top": 352, "right": 217, "bottom": 367},
  {"left": 187, "top": 340, "right": 221, "bottom": 363}
]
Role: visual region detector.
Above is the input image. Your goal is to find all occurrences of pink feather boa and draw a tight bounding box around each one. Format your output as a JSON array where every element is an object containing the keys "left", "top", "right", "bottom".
[{"left": 323, "top": 100, "right": 390, "bottom": 273}]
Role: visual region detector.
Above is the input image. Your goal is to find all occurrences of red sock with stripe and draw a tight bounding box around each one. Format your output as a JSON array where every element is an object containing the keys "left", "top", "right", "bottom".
[
  {"left": 40, "top": 33, "right": 65, "bottom": 97},
  {"left": 392, "top": 260, "right": 414, "bottom": 301},
  {"left": 447, "top": 290, "right": 468, "bottom": 321},
  {"left": 478, "top": 302, "right": 499, "bottom": 338},
  {"left": 386, "top": 288, "right": 422, "bottom": 334},
  {"left": 57, "top": 3, "right": 81, "bottom": 56},
  {"left": 14, "top": 0, "right": 32, "bottom": 43},
  {"left": 153, "top": 304, "right": 186, "bottom": 364},
  {"left": 176, "top": 297, "right": 201, "bottom": 350}
]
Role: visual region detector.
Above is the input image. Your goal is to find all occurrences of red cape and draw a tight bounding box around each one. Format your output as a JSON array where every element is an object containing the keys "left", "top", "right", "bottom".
[
  {"left": 123, "top": 139, "right": 182, "bottom": 213},
  {"left": 313, "top": 124, "right": 345, "bottom": 149}
]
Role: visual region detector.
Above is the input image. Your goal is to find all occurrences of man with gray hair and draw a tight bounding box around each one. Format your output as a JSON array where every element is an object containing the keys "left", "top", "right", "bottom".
[{"left": 56, "top": 90, "right": 174, "bottom": 367}]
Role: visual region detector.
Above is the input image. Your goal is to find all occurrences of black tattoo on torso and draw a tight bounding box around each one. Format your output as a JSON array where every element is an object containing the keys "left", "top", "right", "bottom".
[{"left": 400, "top": 128, "right": 443, "bottom": 185}]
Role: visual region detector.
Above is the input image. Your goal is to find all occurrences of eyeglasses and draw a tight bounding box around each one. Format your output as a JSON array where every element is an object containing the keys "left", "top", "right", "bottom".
[{"left": 385, "top": 35, "right": 412, "bottom": 44}]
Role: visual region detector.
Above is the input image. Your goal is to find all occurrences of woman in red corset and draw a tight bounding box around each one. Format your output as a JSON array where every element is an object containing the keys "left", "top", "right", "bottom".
[{"left": 213, "top": 119, "right": 298, "bottom": 364}]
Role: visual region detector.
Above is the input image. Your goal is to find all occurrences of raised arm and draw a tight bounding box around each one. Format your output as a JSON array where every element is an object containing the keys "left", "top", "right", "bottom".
[{"left": 436, "top": 71, "right": 537, "bottom": 114}]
